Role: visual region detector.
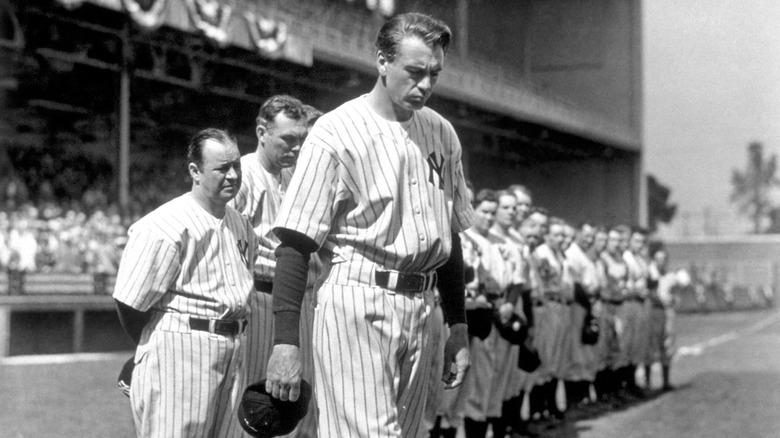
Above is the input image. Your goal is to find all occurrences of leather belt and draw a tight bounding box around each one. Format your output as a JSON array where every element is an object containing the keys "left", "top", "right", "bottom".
[
  {"left": 189, "top": 317, "right": 247, "bottom": 336},
  {"left": 375, "top": 269, "right": 437, "bottom": 293},
  {"left": 602, "top": 298, "right": 624, "bottom": 305},
  {"left": 254, "top": 278, "right": 274, "bottom": 294}
]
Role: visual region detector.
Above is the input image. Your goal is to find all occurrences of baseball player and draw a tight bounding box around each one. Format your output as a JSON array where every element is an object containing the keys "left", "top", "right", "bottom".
[
  {"left": 531, "top": 217, "right": 574, "bottom": 420},
  {"left": 224, "top": 95, "right": 314, "bottom": 438},
  {"left": 430, "top": 184, "right": 489, "bottom": 438},
  {"left": 488, "top": 190, "right": 531, "bottom": 438},
  {"left": 598, "top": 226, "right": 630, "bottom": 399},
  {"left": 264, "top": 12, "right": 474, "bottom": 438},
  {"left": 564, "top": 222, "right": 599, "bottom": 406},
  {"left": 622, "top": 226, "right": 651, "bottom": 396},
  {"left": 645, "top": 246, "right": 679, "bottom": 391},
  {"left": 113, "top": 128, "right": 255, "bottom": 438}
]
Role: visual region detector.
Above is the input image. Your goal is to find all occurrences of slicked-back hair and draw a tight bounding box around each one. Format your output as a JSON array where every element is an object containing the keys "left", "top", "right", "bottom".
[
  {"left": 187, "top": 128, "right": 236, "bottom": 170},
  {"left": 507, "top": 184, "right": 532, "bottom": 199},
  {"left": 578, "top": 221, "right": 596, "bottom": 231},
  {"left": 474, "top": 188, "right": 498, "bottom": 208},
  {"left": 527, "top": 206, "right": 549, "bottom": 219},
  {"left": 548, "top": 216, "right": 566, "bottom": 232},
  {"left": 302, "top": 104, "right": 323, "bottom": 128},
  {"left": 631, "top": 225, "right": 649, "bottom": 237},
  {"left": 375, "top": 12, "right": 451, "bottom": 62},
  {"left": 256, "top": 95, "right": 306, "bottom": 130}
]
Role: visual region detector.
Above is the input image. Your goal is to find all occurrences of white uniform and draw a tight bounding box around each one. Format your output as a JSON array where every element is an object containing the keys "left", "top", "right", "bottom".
[
  {"left": 600, "top": 252, "right": 629, "bottom": 370},
  {"left": 274, "top": 95, "right": 474, "bottom": 438},
  {"left": 227, "top": 153, "right": 320, "bottom": 438},
  {"left": 646, "top": 263, "right": 677, "bottom": 366},
  {"left": 531, "top": 243, "right": 573, "bottom": 381},
  {"left": 623, "top": 250, "right": 651, "bottom": 365},
  {"left": 113, "top": 194, "right": 255, "bottom": 438},
  {"left": 565, "top": 242, "right": 600, "bottom": 381}
]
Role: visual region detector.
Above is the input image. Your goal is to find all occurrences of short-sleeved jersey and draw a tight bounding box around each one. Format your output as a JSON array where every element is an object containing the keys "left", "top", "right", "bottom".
[
  {"left": 600, "top": 251, "right": 629, "bottom": 301},
  {"left": 274, "top": 96, "right": 474, "bottom": 275},
  {"left": 460, "top": 230, "right": 482, "bottom": 294},
  {"left": 488, "top": 229, "right": 526, "bottom": 288},
  {"left": 565, "top": 242, "right": 599, "bottom": 294},
  {"left": 113, "top": 194, "right": 255, "bottom": 320},
  {"left": 462, "top": 228, "right": 512, "bottom": 294},
  {"left": 229, "top": 153, "right": 292, "bottom": 280},
  {"left": 532, "top": 243, "right": 572, "bottom": 298},
  {"left": 623, "top": 250, "right": 650, "bottom": 297}
]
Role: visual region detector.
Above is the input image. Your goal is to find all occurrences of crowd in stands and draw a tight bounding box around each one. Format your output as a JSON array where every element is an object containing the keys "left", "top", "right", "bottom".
[
  {"left": 0, "top": 201, "right": 128, "bottom": 275},
  {"left": 0, "top": 157, "right": 187, "bottom": 276}
]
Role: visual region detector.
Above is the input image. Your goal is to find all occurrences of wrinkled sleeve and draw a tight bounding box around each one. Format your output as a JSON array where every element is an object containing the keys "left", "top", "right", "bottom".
[
  {"left": 273, "top": 129, "right": 341, "bottom": 247},
  {"left": 112, "top": 226, "right": 180, "bottom": 312}
]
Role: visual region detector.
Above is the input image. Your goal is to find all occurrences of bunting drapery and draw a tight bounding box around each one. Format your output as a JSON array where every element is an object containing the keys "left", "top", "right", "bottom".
[
  {"left": 0, "top": 0, "right": 25, "bottom": 50},
  {"left": 244, "top": 11, "right": 287, "bottom": 57},
  {"left": 184, "top": 0, "right": 232, "bottom": 45},
  {"left": 120, "top": 0, "right": 168, "bottom": 30}
]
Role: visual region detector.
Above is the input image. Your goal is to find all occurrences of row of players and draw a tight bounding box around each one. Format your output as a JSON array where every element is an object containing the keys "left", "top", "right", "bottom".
[{"left": 424, "top": 185, "right": 686, "bottom": 438}]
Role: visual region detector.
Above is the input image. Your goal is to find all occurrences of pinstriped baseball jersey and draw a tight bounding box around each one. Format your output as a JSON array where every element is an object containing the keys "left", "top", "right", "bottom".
[
  {"left": 274, "top": 95, "right": 474, "bottom": 277},
  {"left": 229, "top": 153, "right": 292, "bottom": 281},
  {"left": 113, "top": 193, "right": 255, "bottom": 319},
  {"left": 113, "top": 193, "right": 255, "bottom": 438},
  {"left": 224, "top": 151, "right": 321, "bottom": 438}
]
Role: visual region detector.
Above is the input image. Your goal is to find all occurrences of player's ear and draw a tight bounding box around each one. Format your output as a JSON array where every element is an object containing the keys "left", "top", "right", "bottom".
[
  {"left": 376, "top": 50, "right": 389, "bottom": 76},
  {"left": 255, "top": 124, "right": 267, "bottom": 144},
  {"left": 188, "top": 162, "right": 201, "bottom": 182}
]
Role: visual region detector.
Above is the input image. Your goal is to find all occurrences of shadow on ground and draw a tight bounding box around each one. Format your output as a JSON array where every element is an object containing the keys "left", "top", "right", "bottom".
[{"left": 520, "top": 384, "right": 693, "bottom": 438}]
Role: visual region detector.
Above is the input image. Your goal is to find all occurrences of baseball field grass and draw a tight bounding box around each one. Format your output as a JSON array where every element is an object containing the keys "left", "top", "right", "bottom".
[{"left": 0, "top": 353, "right": 136, "bottom": 438}]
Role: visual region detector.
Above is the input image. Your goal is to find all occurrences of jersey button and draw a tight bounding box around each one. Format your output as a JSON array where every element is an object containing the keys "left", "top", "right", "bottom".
[
  {"left": 414, "top": 207, "right": 421, "bottom": 214},
  {"left": 411, "top": 179, "right": 418, "bottom": 186},
  {"left": 419, "top": 234, "right": 425, "bottom": 241}
]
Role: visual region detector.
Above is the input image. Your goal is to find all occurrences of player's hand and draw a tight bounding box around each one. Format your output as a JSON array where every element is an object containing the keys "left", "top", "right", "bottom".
[
  {"left": 442, "top": 323, "right": 470, "bottom": 390},
  {"left": 498, "top": 302, "right": 514, "bottom": 324},
  {"left": 117, "top": 356, "right": 134, "bottom": 398},
  {"left": 266, "top": 344, "right": 302, "bottom": 402}
]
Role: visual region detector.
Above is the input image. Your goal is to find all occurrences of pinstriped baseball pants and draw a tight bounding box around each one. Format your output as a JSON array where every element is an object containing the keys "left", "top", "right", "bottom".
[
  {"left": 130, "top": 327, "right": 244, "bottom": 438},
  {"left": 313, "top": 283, "right": 434, "bottom": 438}
]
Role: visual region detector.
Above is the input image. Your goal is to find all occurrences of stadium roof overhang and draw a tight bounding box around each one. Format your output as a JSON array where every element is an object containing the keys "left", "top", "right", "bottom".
[{"left": 1, "top": 0, "right": 641, "bottom": 153}]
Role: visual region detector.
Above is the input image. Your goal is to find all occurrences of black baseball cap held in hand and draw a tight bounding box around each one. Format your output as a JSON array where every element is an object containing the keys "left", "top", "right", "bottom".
[{"left": 238, "top": 379, "right": 312, "bottom": 438}]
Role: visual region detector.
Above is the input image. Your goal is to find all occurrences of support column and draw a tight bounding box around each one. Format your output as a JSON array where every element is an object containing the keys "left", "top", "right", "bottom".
[
  {"left": 73, "top": 309, "right": 85, "bottom": 353},
  {"left": 0, "top": 307, "right": 10, "bottom": 358},
  {"left": 118, "top": 22, "right": 131, "bottom": 216}
]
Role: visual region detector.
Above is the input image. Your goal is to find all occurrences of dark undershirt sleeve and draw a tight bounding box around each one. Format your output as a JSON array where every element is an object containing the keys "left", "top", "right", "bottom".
[
  {"left": 436, "top": 232, "right": 468, "bottom": 326},
  {"left": 271, "top": 229, "right": 318, "bottom": 346}
]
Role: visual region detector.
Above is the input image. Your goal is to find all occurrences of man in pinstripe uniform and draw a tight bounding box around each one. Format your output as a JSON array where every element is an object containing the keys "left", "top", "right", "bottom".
[
  {"left": 224, "top": 95, "right": 315, "bottom": 438},
  {"left": 264, "top": 12, "right": 474, "bottom": 438},
  {"left": 113, "top": 128, "right": 255, "bottom": 438}
]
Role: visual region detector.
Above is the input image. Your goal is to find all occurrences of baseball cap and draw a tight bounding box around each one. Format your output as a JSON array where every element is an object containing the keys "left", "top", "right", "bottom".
[{"left": 238, "top": 379, "right": 312, "bottom": 438}]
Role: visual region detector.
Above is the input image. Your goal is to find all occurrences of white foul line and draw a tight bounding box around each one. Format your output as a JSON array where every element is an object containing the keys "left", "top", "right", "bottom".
[
  {"left": 0, "top": 351, "right": 132, "bottom": 366},
  {"left": 676, "top": 310, "right": 780, "bottom": 358}
]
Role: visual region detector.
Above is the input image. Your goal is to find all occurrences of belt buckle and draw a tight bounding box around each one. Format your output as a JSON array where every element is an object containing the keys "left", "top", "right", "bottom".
[{"left": 406, "top": 273, "right": 425, "bottom": 292}]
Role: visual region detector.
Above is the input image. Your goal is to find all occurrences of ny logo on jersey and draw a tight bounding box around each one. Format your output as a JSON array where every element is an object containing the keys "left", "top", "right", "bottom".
[
  {"left": 236, "top": 239, "right": 250, "bottom": 268},
  {"left": 427, "top": 152, "right": 445, "bottom": 190}
]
